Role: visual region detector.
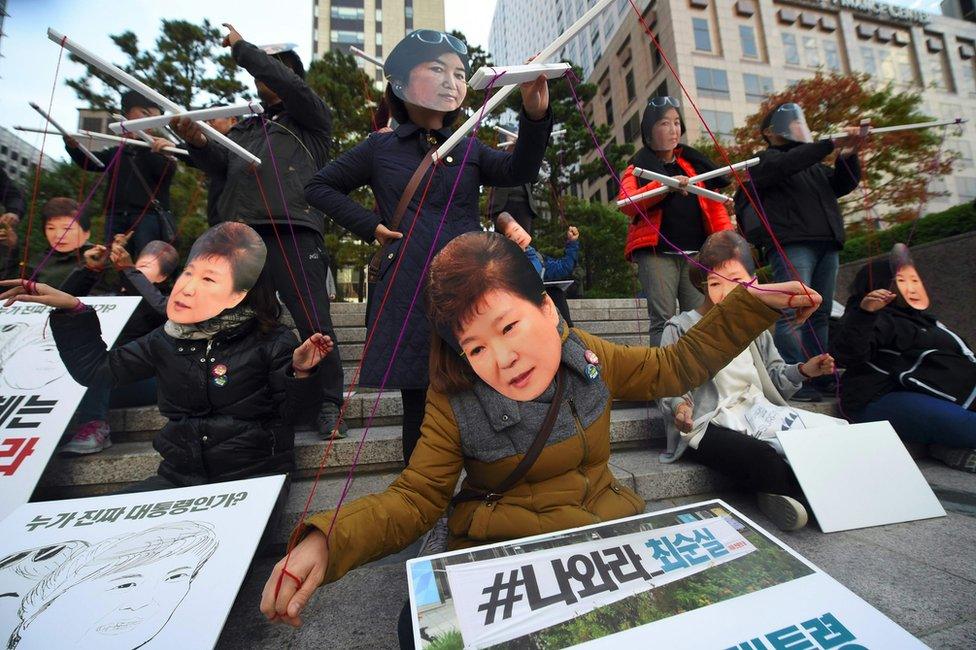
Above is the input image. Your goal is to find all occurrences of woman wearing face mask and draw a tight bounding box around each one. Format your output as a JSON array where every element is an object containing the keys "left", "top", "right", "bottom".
[
  {"left": 260, "top": 232, "right": 823, "bottom": 644},
  {"left": 616, "top": 96, "right": 734, "bottom": 346},
  {"left": 304, "top": 30, "right": 552, "bottom": 464},
  {"left": 832, "top": 244, "right": 976, "bottom": 473},
  {"left": 0, "top": 223, "right": 332, "bottom": 491}
]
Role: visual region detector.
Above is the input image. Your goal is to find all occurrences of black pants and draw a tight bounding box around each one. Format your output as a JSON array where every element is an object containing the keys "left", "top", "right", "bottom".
[
  {"left": 401, "top": 387, "right": 427, "bottom": 464},
  {"left": 255, "top": 225, "right": 344, "bottom": 407},
  {"left": 397, "top": 599, "right": 415, "bottom": 649},
  {"left": 687, "top": 423, "right": 802, "bottom": 497},
  {"left": 546, "top": 286, "right": 574, "bottom": 327},
  {"left": 106, "top": 210, "right": 171, "bottom": 258}
]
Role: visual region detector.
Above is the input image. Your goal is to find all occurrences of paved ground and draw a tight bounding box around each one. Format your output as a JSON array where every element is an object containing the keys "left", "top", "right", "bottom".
[{"left": 217, "top": 460, "right": 976, "bottom": 649}]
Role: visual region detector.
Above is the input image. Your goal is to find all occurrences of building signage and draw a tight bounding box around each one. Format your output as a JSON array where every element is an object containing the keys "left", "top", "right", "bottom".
[{"left": 780, "top": 0, "right": 931, "bottom": 26}]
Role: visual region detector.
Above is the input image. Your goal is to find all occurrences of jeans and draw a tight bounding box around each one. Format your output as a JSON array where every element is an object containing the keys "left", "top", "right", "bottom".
[
  {"left": 770, "top": 242, "right": 839, "bottom": 365},
  {"left": 105, "top": 210, "right": 172, "bottom": 258},
  {"left": 74, "top": 384, "right": 112, "bottom": 424},
  {"left": 634, "top": 250, "right": 703, "bottom": 346},
  {"left": 255, "top": 225, "right": 344, "bottom": 409},
  {"left": 73, "top": 378, "right": 158, "bottom": 428},
  {"left": 853, "top": 391, "right": 976, "bottom": 449}
]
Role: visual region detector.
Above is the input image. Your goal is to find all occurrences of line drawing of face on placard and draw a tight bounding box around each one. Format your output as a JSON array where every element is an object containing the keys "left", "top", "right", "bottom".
[
  {"left": 385, "top": 30, "right": 470, "bottom": 114},
  {"left": 0, "top": 324, "right": 66, "bottom": 391},
  {"left": 5, "top": 521, "right": 218, "bottom": 650},
  {"left": 166, "top": 223, "right": 267, "bottom": 325},
  {"left": 0, "top": 543, "right": 86, "bottom": 628}
]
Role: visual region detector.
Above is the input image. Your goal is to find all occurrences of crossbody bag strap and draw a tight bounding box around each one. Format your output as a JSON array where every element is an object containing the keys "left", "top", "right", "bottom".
[
  {"left": 389, "top": 151, "right": 437, "bottom": 232},
  {"left": 451, "top": 367, "right": 567, "bottom": 506}
]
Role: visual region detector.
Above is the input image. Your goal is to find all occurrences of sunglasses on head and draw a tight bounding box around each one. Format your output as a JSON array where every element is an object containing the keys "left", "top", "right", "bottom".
[
  {"left": 776, "top": 103, "right": 803, "bottom": 112},
  {"left": 649, "top": 96, "right": 680, "bottom": 108},
  {"left": 411, "top": 30, "right": 468, "bottom": 55}
]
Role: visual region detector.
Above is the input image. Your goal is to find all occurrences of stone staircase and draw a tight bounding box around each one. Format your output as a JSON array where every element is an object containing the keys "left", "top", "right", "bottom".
[{"left": 33, "top": 297, "right": 840, "bottom": 549}]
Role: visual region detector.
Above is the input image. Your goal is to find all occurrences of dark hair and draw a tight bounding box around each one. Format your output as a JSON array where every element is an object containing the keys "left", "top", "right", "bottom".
[
  {"left": 41, "top": 197, "right": 90, "bottom": 230},
  {"left": 239, "top": 262, "right": 282, "bottom": 333},
  {"left": 384, "top": 84, "right": 462, "bottom": 128},
  {"left": 271, "top": 50, "right": 305, "bottom": 79},
  {"left": 493, "top": 211, "right": 516, "bottom": 233},
  {"left": 689, "top": 230, "right": 756, "bottom": 294},
  {"left": 426, "top": 231, "right": 545, "bottom": 394},
  {"left": 137, "top": 240, "right": 180, "bottom": 278},
  {"left": 120, "top": 90, "right": 160, "bottom": 115},
  {"left": 384, "top": 30, "right": 470, "bottom": 83},
  {"left": 187, "top": 222, "right": 267, "bottom": 292}
]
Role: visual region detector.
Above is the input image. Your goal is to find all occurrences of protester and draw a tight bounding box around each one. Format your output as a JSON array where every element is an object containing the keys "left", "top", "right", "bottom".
[
  {"left": 168, "top": 104, "right": 238, "bottom": 225},
  {"left": 0, "top": 197, "right": 95, "bottom": 288},
  {"left": 57, "top": 238, "right": 179, "bottom": 455},
  {"left": 832, "top": 244, "right": 976, "bottom": 472},
  {"left": 258, "top": 231, "right": 822, "bottom": 644},
  {"left": 616, "top": 96, "right": 734, "bottom": 346},
  {"left": 495, "top": 212, "right": 578, "bottom": 325},
  {"left": 169, "top": 24, "right": 345, "bottom": 439},
  {"left": 64, "top": 91, "right": 176, "bottom": 256},
  {"left": 0, "top": 222, "right": 329, "bottom": 491},
  {"left": 488, "top": 129, "right": 540, "bottom": 235},
  {"left": 659, "top": 231, "right": 844, "bottom": 531},
  {"left": 304, "top": 30, "right": 552, "bottom": 463},
  {"left": 737, "top": 103, "right": 865, "bottom": 401}
]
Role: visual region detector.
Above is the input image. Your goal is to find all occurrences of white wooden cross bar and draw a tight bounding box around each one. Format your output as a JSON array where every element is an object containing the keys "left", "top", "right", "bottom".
[
  {"left": 109, "top": 103, "right": 263, "bottom": 135},
  {"left": 617, "top": 158, "right": 760, "bottom": 207},
  {"left": 28, "top": 102, "right": 104, "bottom": 168}
]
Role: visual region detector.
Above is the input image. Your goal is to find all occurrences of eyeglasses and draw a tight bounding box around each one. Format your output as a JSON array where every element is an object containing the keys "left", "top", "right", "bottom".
[
  {"left": 648, "top": 96, "right": 680, "bottom": 108},
  {"left": 411, "top": 30, "right": 468, "bottom": 55}
]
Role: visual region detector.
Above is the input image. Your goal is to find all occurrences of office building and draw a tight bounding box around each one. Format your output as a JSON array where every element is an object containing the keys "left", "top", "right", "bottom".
[
  {"left": 579, "top": 0, "right": 976, "bottom": 214},
  {"left": 0, "top": 126, "right": 57, "bottom": 184}
]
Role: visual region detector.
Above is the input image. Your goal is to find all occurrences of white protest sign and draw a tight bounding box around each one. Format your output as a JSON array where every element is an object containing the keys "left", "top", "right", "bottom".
[
  {"left": 778, "top": 421, "right": 946, "bottom": 533},
  {"left": 0, "top": 474, "right": 284, "bottom": 650},
  {"left": 445, "top": 518, "right": 753, "bottom": 648},
  {"left": 408, "top": 500, "right": 924, "bottom": 649},
  {"left": 0, "top": 297, "right": 140, "bottom": 522}
]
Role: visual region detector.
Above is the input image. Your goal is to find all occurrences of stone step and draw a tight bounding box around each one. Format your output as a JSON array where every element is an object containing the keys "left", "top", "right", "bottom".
[
  {"left": 331, "top": 318, "right": 649, "bottom": 345},
  {"left": 328, "top": 308, "right": 649, "bottom": 330},
  {"left": 323, "top": 298, "right": 649, "bottom": 315},
  {"left": 38, "top": 405, "right": 666, "bottom": 498}
]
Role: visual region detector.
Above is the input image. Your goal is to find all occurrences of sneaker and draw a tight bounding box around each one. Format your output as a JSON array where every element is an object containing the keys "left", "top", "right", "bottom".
[
  {"left": 757, "top": 493, "right": 808, "bottom": 531},
  {"left": 791, "top": 385, "right": 823, "bottom": 403},
  {"left": 60, "top": 420, "right": 112, "bottom": 456},
  {"left": 929, "top": 444, "right": 976, "bottom": 473},
  {"left": 317, "top": 402, "right": 348, "bottom": 440}
]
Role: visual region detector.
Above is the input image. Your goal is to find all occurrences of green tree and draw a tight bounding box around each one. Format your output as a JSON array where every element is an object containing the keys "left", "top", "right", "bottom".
[
  {"left": 66, "top": 19, "right": 248, "bottom": 110},
  {"left": 693, "top": 71, "right": 958, "bottom": 231},
  {"left": 306, "top": 51, "right": 381, "bottom": 160}
]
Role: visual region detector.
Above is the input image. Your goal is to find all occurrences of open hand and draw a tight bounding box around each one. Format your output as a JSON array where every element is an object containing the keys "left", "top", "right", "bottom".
[
  {"left": 801, "top": 353, "right": 835, "bottom": 378},
  {"left": 0, "top": 279, "right": 80, "bottom": 310},
  {"left": 292, "top": 333, "right": 333, "bottom": 377},
  {"left": 260, "top": 528, "right": 329, "bottom": 627},
  {"left": 859, "top": 289, "right": 895, "bottom": 313}
]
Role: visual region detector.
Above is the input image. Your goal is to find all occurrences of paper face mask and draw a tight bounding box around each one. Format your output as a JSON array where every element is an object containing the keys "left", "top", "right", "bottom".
[
  {"left": 890, "top": 243, "right": 930, "bottom": 311},
  {"left": 166, "top": 223, "right": 267, "bottom": 325},
  {"left": 44, "top": 215, "right": 90, "bottom": 254},
  {"left": 385, "top": 30, "right": 470, "bottom": 113}
]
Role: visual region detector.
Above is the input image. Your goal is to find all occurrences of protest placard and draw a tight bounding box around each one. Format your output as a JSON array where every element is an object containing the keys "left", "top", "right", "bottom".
[
  {"left": 0, "top": 298, "right": 140, "bottom": 523},
  {"left": 0, "top": 474, "right": 285, "bottom": 649},
  {"left": 407, "top": 500, "right": 924, "bottom": 649}
]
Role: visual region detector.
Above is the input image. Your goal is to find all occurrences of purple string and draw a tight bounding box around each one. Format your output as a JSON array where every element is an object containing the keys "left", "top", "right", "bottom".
[
  {"left": 256, "top": 114, "right": 323, "bottom": 333},
  {"left": 28, "top": 144, "right": 125, "bottom": 282},
  {"left": 324, "top": 73, "right": 505, "bottom": 542}
]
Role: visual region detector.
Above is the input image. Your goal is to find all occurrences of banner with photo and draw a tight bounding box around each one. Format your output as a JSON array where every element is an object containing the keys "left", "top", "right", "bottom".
[
  {"left": 0, "top": 297, "right": 140, "bottom": 522},
  {"left": 0, "top": 474, "right": 285, "bottom": 649},
  {"left": 407, "top": 500, "right": 924, "bottom": 649}
]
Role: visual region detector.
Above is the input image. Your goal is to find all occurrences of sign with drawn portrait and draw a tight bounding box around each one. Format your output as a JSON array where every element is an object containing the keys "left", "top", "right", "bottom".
[
  {"left": 0, "top": 297, "right": 140, "bottom": 522},
  {"left": 407, "top": 500, "right": 924, "bottom": 649},
  {"left": 0, "top": 474, "right": 285, "bottom": 649}
]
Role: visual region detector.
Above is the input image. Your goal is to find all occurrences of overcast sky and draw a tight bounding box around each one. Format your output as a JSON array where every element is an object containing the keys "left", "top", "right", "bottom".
[{"left": 0, "top": 0, "right": 943, "bottom": 160}]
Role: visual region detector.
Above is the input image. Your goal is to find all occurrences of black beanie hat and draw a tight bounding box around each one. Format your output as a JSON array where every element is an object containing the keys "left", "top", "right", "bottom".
[{"left": 120, "top": 91, "right": 160, "bottom": 115}]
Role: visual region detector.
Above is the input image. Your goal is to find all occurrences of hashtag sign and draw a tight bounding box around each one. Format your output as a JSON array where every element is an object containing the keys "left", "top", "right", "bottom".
[{"left": 477, "top": 569, "right": 525, "bottom": 625}]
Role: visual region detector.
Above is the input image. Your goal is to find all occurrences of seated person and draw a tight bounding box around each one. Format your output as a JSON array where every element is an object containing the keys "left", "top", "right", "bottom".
[
  {"left": 0, "top": 222, "right": 330, "bottom": 492},
  {"left": 57, "top": 238, "right": 180, "bottom": 455},
  {"left": 832, "top": 244, "right": 976, "bottom": 473},
  {"left": 495, "top": 212, "right": 580, "bottom": 325},
  {"left": 0, "top": 197, "right": 94, "bottom": 288},
  {"left": 659, "top": 231, "right": 843, "bottom": 531},
  {"left": 257, "top": 231, "right": 822, "bottom": 640}
]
